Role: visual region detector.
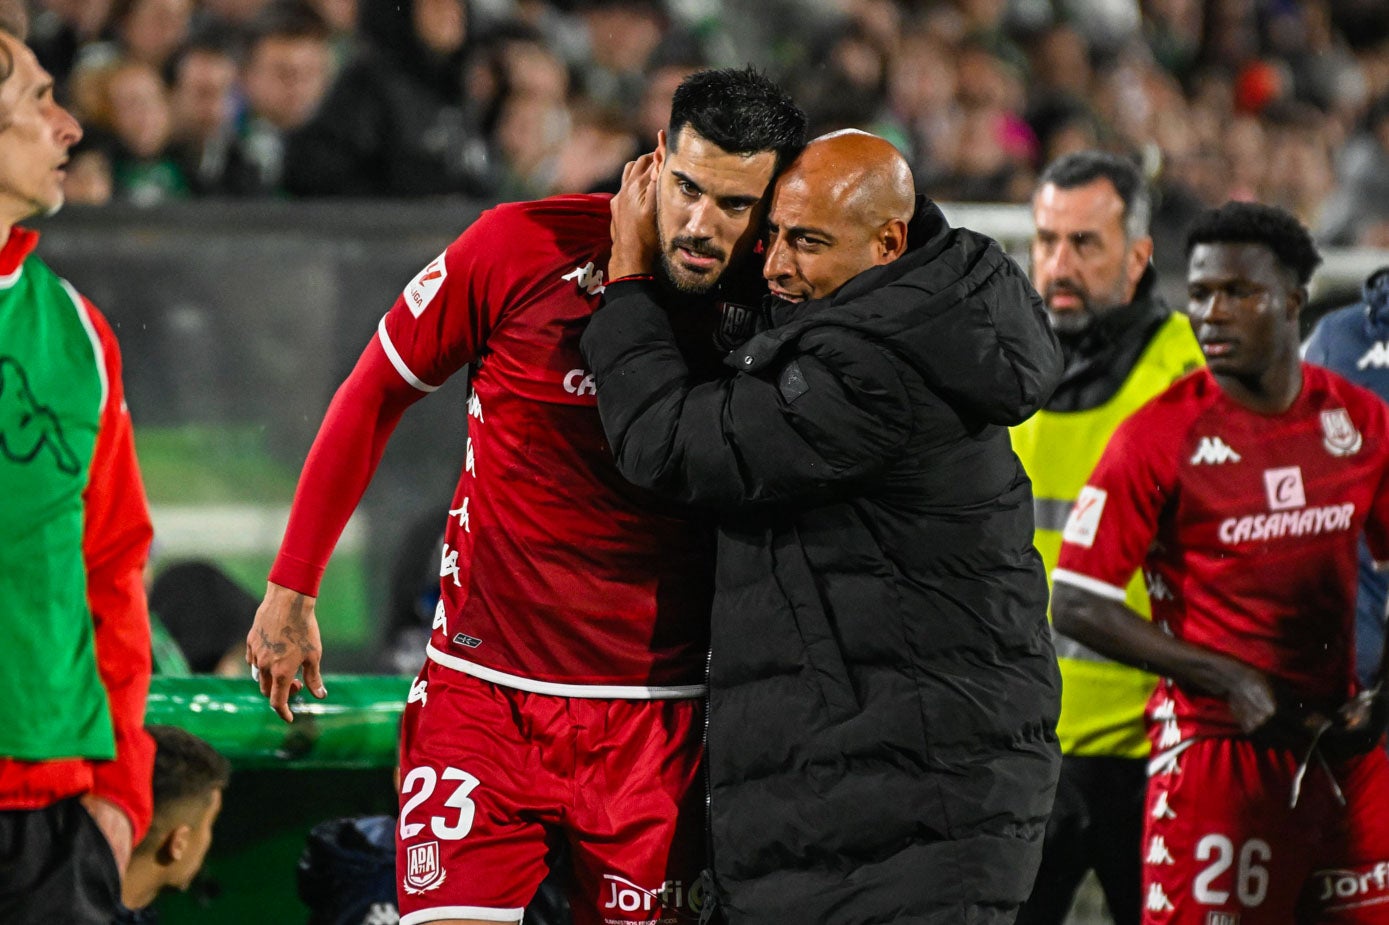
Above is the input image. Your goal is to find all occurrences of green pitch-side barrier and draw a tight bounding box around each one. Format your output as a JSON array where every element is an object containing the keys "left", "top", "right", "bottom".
[
  {"left": 147, "top": 674, "right": 410, "bottom": 768},
  {"left": 146, "top": 675, "right": 410, "bottom": 922}
]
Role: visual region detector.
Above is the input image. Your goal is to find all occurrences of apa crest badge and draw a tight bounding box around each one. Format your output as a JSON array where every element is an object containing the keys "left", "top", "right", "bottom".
[
  {"left": 404, "top": 840, "right": 446, "bottom": 894},
  {"left": 1321, "top": 408, "right": 1362, "bottom": 457}
]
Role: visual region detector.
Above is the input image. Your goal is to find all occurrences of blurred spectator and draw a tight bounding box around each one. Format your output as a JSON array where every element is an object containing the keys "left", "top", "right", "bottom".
[
  {"left": 549, "top": 101, "right": 635, "bottom": 193},
  {"left": 63, "top": 139, "right": 116, "bottom": 204},
  {"left": 30, "top": 0, "right": 117, "bottom": 87},
  {"left": 492, "top": 89, "right": 569, "bottom": 198},
  {"left": 283, "top": 0, "right": 490, "bottom": 196},
  {"left": 634, "top": 41, "right": 705, "bottom": 146},
  {"left": 74, "top": 56, "right": 190, "bottom": 204},
  {"left": 111, "top": 0, "right": 190, "bottom": 76},
  {"left": 569, "top": 0, "right": 667, "bottom": 111},
  {"left": 303, "top": 0, "right": 358, "bottom": 65},
  {"left": 115, "top": 725, "right": 230, "bottom": 922},
  {"left": 168, "top": 34, "right": 261, "bottom": 195},
  {"left": 148, "top": 560, "right": 257, "bottom": 676},
  {"left": 795, "top": 17, "right": 898, "bottom": 138},
  {"left": 239, "top": 0, "right": 334, "bottom": 194},
  {"left": 199, "top": 0, "right": 274, "bottom": 32},
  {"left": 1319, "top": 92, "right": 1389, "bottom": 245}
]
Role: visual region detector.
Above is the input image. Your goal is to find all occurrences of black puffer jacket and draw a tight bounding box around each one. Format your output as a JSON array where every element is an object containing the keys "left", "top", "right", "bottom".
[{"left": 581, "top": 200, "right": 1063, "bottom": 925}]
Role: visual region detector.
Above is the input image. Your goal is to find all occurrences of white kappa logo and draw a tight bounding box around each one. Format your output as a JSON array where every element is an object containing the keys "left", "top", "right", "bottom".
[
  {"left": 1263, "top": 466, "right": 1306, "bottom": 511},
  {"left": 1061, "top": 486, "right": 1107, "bottom": 548},
  {"left": 562, "top": 261, "right": 606, "bottom": 296},
  {"left": 1321, "top": 408, "right": 1362, "bottom": 457},
  {"left": 1358, "top": 342, "right": 1389, "bottom": 370},
  {"left": 1190, "top": 436, "right": 1242, "bottom": 465},
  {"left": 403, "top": 840, "right": 446, "bottom": 894},
  {"left": 1146, "top": 883, "right": 1174, "bottom": 913},
  {"left": 404, "top": 252, "right": 447, "bottom": 318}
]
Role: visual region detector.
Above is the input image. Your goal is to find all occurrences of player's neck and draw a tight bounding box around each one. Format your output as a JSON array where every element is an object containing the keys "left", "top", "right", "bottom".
[
  {"left": 1215, "top": 360, "right": 1302, "bottom": 415},
  {"left": 120, "top": 855, "right": 164, "bottom": 910}
]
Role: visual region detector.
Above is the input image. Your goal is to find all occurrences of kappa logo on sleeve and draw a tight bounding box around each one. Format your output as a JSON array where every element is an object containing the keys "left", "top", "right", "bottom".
[
  {"left": 1062, "top": 486, "right": 1107, "bottom": 548},
  {"left": 404, "top": 252, "right": 448, "bottom": 318}
]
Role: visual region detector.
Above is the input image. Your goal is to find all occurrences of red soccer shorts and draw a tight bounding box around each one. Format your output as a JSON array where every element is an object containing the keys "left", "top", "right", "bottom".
[
  {"left": 1141, "top": 736, "right": 1389, "bottom": 925},
  {"left": 396, "top": 659, "right": 707, "bottom": 925}
]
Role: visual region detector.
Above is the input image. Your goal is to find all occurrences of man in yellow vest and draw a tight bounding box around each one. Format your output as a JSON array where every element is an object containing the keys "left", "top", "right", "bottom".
[{"left": 1014, "top": 151, "right": 1203, "bottom": 925}]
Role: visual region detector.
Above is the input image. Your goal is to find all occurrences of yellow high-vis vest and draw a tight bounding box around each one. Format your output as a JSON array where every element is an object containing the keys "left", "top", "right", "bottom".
[{"left": 1011, "top": 311, "right": 1204, "bottom": 758}]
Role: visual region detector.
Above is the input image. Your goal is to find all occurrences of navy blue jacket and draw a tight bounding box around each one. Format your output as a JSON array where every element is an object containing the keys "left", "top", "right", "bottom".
[{"left": 1304, "top": 268, "right": 1389, "bottom": 685}]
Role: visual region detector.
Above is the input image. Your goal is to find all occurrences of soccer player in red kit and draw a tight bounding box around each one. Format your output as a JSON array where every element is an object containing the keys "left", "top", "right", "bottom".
[
  {"left": 1051, "top": 200, "right": 1389, "bottom": 925},
  {"left": 244, "top": 68, "right": 806, "bottom": 925}
]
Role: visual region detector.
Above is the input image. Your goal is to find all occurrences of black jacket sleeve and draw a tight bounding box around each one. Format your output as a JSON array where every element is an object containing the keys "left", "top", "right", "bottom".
[{"left": 581, "top": 279, "right": 913, "bottom": 507}]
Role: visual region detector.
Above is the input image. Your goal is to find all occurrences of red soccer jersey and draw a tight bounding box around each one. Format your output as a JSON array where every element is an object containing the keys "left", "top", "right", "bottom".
[
  {"left": 376, "top": 194, "right": 715, "bottom": 697},
  {"left": 1054, "top": 364, "right": 1389, "bottom": 744}
]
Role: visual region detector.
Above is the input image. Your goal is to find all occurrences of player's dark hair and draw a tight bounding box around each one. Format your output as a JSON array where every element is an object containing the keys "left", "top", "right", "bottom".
[
  {"left": 1185, "top": 200, "right": 1322, "bottom": 287},
  {"left": 668, "top": 66, "right": 807, "bottom": 171},
  {"left": 1037, "top": 150, "right": 1150, "bottom": 240},
  {"left": 149, "top": 724, "right": 231, "bottom": 812}
]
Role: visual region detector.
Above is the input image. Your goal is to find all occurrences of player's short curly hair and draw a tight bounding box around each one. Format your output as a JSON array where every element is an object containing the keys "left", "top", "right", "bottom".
[
  {"left": 1185, "top": 201, "right": 1322, "bottom": 287},
  {"left": 668, "top": 67, "right": 807, "bottom": 172}
]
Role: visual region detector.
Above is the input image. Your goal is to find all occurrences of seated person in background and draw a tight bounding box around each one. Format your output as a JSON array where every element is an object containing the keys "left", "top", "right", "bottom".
[
  {"left": 149, "top": 560, "right": 256, "bottom": 676},
  {"left": 116, "top": 725, "right": 230, "bottom": 922}
]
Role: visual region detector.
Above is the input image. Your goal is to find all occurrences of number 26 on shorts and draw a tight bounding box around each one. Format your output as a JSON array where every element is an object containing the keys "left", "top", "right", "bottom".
[
  {"left": 1194, "top": 834, "right": 1272, "bottom": 908},
  {"left": 400, "top": 766, "right": 481, "bottom": 841}
]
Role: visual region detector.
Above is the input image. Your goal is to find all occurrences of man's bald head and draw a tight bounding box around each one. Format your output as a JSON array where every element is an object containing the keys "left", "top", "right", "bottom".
[{"left": 764, "top": 130, "right": 916, "bottom": 302}]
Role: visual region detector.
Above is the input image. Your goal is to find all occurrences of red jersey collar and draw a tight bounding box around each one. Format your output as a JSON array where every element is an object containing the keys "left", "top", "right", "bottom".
[{"left": 0, "top": 226, "right": 40, "bottom": 278}]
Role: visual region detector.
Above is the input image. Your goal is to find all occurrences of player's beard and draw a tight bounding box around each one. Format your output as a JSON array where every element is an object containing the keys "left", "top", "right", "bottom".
[{"left": 654, "top": 196, "right": 729, "bottom": 295}]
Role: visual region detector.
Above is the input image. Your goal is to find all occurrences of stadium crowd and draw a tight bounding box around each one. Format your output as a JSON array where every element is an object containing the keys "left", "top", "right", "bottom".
[{"left": 32, "top": 0, "right": 1389, "bottom": 245}]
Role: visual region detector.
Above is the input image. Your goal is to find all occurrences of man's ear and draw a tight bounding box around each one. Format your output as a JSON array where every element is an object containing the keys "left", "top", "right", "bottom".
[
  {"left": 654, "top": 129, "right": 667, "bottom": 170},
  {"left": 877, "top": 218, "right": 909, "bottom": 264},
  {"left": 159, "top": 823, "right": 192, "bottom": 865},
  {"left": 1127, "top": 236, "right": 1154, "bottom": 290}
]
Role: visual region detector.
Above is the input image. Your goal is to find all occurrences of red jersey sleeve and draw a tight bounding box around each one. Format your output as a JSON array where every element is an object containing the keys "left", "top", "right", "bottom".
[
  {"left": 268, "top": 339, "right": 423, "bottom": 595},
  {"left": 80, "top": 300, "right": 156, "bottom": 843},
  {"left": 378, "top": 206, "right": 523, "bottom": 388},
  {"left": 1054, "top": 401, "right": 1183, "bottom": 599}
]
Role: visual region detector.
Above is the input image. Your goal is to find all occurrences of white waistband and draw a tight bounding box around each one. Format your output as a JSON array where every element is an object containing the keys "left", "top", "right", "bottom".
[{"left": 425, "top": 643, "right": 706, "bottom": 700}]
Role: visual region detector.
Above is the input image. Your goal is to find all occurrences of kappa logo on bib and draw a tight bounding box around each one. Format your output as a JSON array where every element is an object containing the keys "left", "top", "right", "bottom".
[{"left": 404, "top": 840, "right": 446, "bottom": 894}]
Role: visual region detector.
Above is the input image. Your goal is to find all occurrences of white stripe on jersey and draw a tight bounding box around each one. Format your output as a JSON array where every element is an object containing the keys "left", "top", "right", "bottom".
[
  {"left": 426, "top": 643, "right": 706, "bottom": 700},
  {"left": 1051, "top": 568, "right": 1128, "bottom": 601},
  {"left": 378, "top": 316, "right": 440, "bottom": 392}
]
